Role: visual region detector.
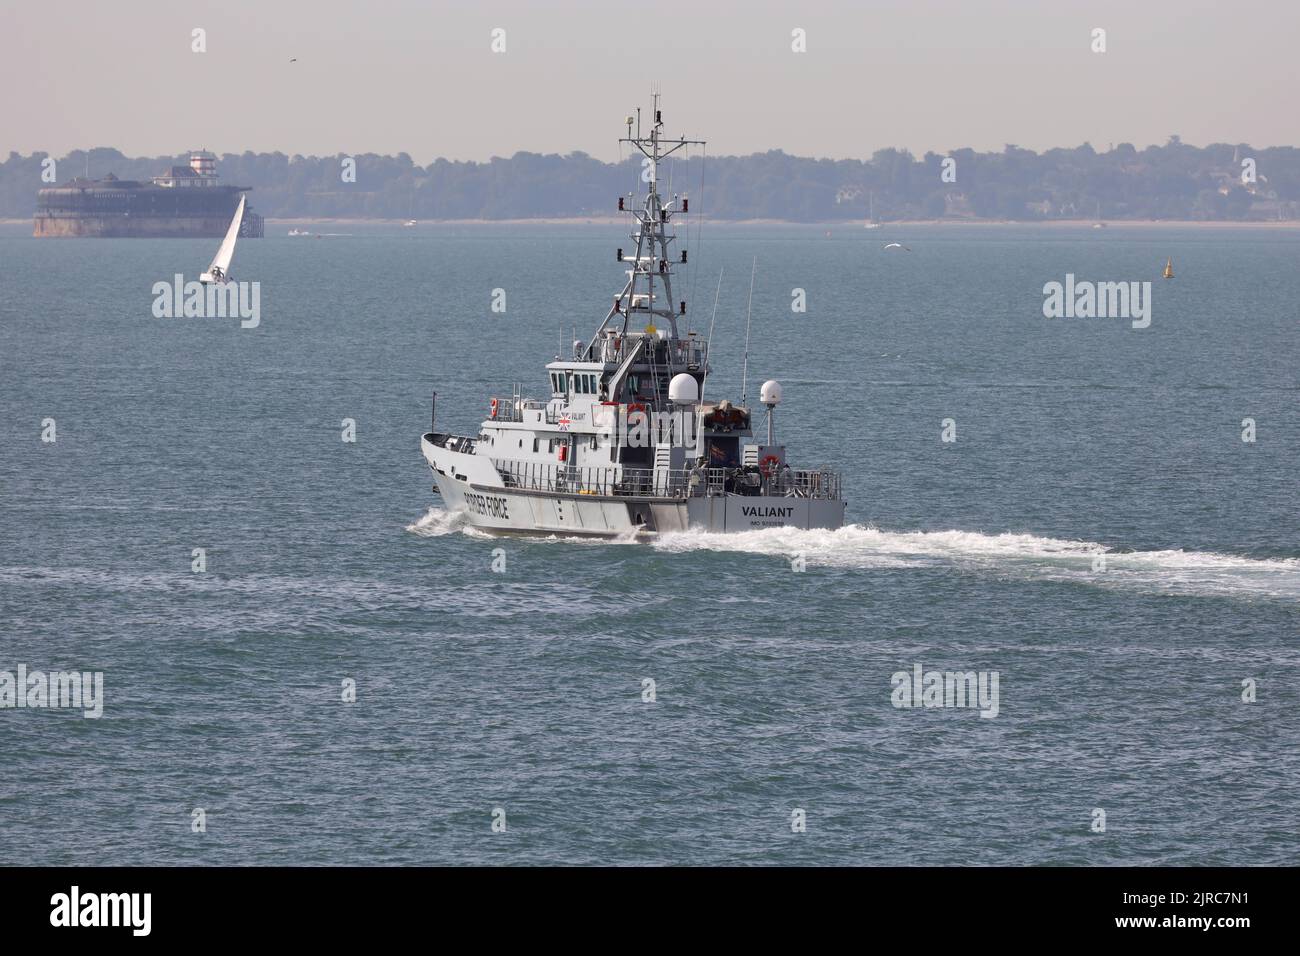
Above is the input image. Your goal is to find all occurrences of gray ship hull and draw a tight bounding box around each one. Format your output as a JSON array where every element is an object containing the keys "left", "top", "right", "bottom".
[{"left": 423, "top": 435, "right": 845, "bottom": 537}]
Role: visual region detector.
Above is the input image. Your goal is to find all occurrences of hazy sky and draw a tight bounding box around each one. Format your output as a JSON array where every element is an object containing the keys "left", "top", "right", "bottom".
[{"left": 2, "top": 0, "right": 1297, "bottom": 162}]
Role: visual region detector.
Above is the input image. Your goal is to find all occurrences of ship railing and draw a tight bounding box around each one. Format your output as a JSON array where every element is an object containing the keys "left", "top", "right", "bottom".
[
  {"left": 703, "top": 466, "right": 842, "bottom": 500},
  {"left": 490, "top": 400, "right": 527, "bottom": 423},
  {"left": 777, "top": 469, "right": 842, "bottom": 500},
  {"left": 672, "top": 342, "right": 708, "bottom": 368},
  {"left": 592, "top": 339, "right": 708, "bottom": 368},
  {"left": 491, "top": 458, "right": 696, "bottom": 498},
  {"left": 438, "top": 434, "right": 478, "bottom": 455},
  {"left": 489, "top": 458, "right": 842, "bottom": 501}
]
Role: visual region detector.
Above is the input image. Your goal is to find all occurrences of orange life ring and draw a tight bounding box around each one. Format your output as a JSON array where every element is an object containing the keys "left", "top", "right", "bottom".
[
  {"left": 490, "top": 397, "right": 498, "bottom": 419},
  {"left": 759, "top": 454, "right": 781, "bottom": 477}
]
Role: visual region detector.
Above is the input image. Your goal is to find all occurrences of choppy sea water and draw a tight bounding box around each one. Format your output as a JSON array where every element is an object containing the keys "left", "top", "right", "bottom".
[{"left": 1, "top": 221, "right": 1296, "bottom": 865}]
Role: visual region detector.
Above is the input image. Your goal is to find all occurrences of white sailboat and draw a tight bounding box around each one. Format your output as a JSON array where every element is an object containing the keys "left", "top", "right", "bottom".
[
  {"left": 201, "top": 196, "right": 245, "bottom": 285},
  {"left": 864, "top": 191, "right": 881, "bottom": 229}
]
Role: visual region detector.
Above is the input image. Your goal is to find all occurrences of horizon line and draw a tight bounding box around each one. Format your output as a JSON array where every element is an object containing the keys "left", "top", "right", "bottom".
[{"left": 6, "top": 136, "right": 1299, "bottom": 168}]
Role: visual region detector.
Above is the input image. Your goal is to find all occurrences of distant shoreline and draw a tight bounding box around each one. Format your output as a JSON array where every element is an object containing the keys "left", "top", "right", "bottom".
[
  {"left": 4, "top": 217, "right": 1299, "bottom": 229},
  {"left": 273, "top": 217, "right": 1300, "bottom": 228}
]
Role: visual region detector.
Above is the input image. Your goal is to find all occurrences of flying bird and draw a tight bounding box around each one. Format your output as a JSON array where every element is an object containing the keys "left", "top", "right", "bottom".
[{"left": 882, "top": 242, "right": 911, "bottom": 252}]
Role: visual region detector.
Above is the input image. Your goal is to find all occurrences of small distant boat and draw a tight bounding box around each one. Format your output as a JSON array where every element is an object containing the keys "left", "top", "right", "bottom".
[
  {"left": 288, "top": 228, "right": 310, "bottom": 236},
  {"left": 403, "top": 219, "right": 418, "bottom": 227},
  {"left": 1163, "top": 257, "right": 1174, "bottom": 279},
  {"left": 201, "top": 197, "right": 244, "bottom": 285},
  {"left": 864, "top": 192, "right": 881, "bottom": 229}
]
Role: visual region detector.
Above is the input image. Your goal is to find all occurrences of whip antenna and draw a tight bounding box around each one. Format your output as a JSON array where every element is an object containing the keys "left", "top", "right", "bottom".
[
  {"left": 699, "top": 267, "right": 724, "bottom": 406},
  {"left": 741, "top": 257, "right": 756, "bottom": 405}
]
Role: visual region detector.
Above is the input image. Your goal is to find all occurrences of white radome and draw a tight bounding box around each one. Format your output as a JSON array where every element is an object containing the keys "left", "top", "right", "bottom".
[
  {"left": 669, "top": 373, "right": 700, "bottom": 404},
  {"left": 760, "top": 380, "right": 782, "bottom": 406}
]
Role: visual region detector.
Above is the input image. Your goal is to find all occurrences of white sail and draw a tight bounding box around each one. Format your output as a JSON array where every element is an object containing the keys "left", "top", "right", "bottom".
[{"left": 202, "top": 196, "right": 245, "bottom": 283}]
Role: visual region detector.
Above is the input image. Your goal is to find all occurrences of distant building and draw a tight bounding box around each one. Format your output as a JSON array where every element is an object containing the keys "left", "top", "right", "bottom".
[{"left": 34, "top": 151, "right": 264, "bottom": 238}]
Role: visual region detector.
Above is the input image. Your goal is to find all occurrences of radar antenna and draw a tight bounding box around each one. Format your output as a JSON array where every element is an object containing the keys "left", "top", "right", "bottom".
[{"left": 585, "top": 90, "right": 706, "bottom": 358}]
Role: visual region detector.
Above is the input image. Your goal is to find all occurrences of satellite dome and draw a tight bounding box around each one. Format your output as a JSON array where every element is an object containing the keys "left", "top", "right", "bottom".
[
  {"left": 760, "top": 380, "right": 782, "bottom": 406},
  {"left": 668, "top": 373, "right": 699, "bottom": 404}
]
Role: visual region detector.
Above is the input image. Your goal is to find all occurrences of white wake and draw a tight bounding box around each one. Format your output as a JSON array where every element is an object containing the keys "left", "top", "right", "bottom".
[
  {"left": 405, "top": 508, "right": 1299, "bottom": 600},
  {"left": 651, "top": 524, "right": 1300, "bottom": 600},
  {"left": 405, "top": 506, "right": 475, "bottom": 537}
]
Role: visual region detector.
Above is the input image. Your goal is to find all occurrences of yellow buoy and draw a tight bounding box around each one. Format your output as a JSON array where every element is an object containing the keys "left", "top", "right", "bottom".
[{"left": 644, "top": 323, "right": 657, "bottom": 335}]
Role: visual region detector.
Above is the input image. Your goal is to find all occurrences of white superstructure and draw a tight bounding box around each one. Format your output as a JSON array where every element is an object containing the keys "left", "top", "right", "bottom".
[{"left": 420, "top": 97, "right": 846, "bottom": 536}]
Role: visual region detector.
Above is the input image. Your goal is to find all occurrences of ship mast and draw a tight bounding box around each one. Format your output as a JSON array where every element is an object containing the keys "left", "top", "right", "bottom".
[{"left": 586, "top": 92, "right": 705, "bottom": 357}]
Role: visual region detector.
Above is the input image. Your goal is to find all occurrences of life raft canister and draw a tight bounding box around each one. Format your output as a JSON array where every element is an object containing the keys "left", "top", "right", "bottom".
[{"left": 490, "top": 397, "right": 499, "bottom": 419}]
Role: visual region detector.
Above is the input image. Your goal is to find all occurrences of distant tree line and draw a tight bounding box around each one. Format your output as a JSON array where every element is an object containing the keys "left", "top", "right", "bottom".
[{"left": 4, "top": 137, "right": 1297, "bottom": 221}]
